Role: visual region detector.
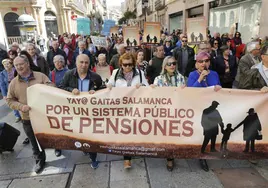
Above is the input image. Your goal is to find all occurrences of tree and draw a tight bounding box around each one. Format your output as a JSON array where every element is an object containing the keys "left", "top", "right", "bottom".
[{"left": 118, "top": 11, "right": 136, "bottom": 25}]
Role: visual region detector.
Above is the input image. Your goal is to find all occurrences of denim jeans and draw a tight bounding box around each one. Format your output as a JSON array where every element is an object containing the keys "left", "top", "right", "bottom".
[
  {"left": 13, "top": 110, "right": 20, "bottom": 118},
  {"left": 22, "top": 120, "right": 45, "bottom": 160}
]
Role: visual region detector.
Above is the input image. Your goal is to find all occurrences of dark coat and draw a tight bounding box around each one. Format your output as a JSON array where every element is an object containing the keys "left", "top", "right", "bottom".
[
  {"left": 46, "top": 48, "right": 67, "bottom": 71},
  {"left": 173, "top": 46, "right": 195, "bottom": 77},
  {"left": 201, "top": 107, "right": 223, "bottom": 136},
  {"left": 0, "top": 49, "right": 8, "bottom": 72},
  {"left": 36, "top": 55, "right": 50, "bottom": 77},
  {"left": 214, "top": 55, "right": 237, "bottom": 85},
  {"left": 235, "top": 113, "right": 262, "bottom": 141},
  {"left": 59, "top": 68, "right": 102, "bottom": 92}
]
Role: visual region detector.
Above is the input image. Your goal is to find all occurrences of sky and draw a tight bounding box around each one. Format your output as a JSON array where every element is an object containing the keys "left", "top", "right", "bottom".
[{"left": 107, "top": 0, "right": 125, "bottom": 7}]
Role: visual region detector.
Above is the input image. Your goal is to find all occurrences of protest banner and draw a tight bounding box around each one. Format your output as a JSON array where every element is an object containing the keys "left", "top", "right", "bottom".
[
  {"left": 91, "top": 36, "right": 107, "bottom": 47},
  {"left": 143, "top": 22, "right": 161, "bottom": 44},
  {"left": 102, "top": 19, "right": 116, "bottom": 36},
  {"left": 186, "top": 17, "right": 207, "bottom": 44},
  {"left": 77, "top": 18, "right": 91, "bottom": 35},
  {"left": 28, "top": 85, "right": 268, "bottom": 160},
  {"left": 110, "top": 26, "right": 119, "bottom": 36},
  {"left": 123, "top": 26, "right": 140, "bottom": 47}
]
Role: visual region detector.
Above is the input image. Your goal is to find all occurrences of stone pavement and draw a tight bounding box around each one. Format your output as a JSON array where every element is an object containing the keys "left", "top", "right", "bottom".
[{"left": 0, "top": 100, "right": 268, "bottom": 188}]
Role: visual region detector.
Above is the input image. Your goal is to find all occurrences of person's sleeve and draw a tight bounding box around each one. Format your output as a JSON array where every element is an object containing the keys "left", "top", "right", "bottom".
[
  {"left": 6, "top": 82, "right": 24, "bottom": 111},
  {"left": 187, "top": 72, "right": 202, "bottom": 87},
  {"left": 91, "top": 73, "right": 102, "bottom": 90},
  {"left": 58, "top": 71, "right": 74, "bottom": 92},
  {"left": 153, "top": 76, "right": 159, "bottom": 86},
  {"left": 141, "top": 70, "right": 149, "bottom": 86},
  {"left": 107, "top": 69, "right": 117, "bottom": 87}
]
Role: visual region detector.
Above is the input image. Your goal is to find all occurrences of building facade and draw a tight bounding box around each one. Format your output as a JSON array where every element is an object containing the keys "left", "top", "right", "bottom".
[{"left": 0, "top": 0, "right": 107, "bottom": 48}]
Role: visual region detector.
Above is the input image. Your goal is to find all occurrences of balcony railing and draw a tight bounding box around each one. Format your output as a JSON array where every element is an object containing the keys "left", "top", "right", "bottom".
[{"left": 7, "top": 36, "right": 22, "bottom": 45}]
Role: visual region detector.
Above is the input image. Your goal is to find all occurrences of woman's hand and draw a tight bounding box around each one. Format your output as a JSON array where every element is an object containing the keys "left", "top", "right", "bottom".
[
  {"left": 150, "top": 84, "right": 157, "bottom": 88},
  {"left": 181, "top": 85, "right": 186, "bottom": 89},
  {"left": 198, "top": 70, "right": 209, "bottom": 83},
  {"left": 89, "top": 90, "right": 95, "bottom": 94},
  {"left": 260, "top": 86, "right": 268, "bottom": 93},
  {"left": 214, "top": 85, "right": 222, "bottom": 92},
  {"left": 106, "top": 84, "right": 113, "bottom": 90},
  {"left": 136, "top": 83, "right": 142, "bottom": 89}
]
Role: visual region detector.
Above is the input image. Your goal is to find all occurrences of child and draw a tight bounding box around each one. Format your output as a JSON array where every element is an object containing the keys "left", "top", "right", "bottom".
[{"left": 220, "top": 123, "right": 235, "bottom": 152}]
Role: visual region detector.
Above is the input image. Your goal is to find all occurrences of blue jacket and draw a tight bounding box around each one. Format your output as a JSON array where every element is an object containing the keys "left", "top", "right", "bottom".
[
  {"left": 49, "top": 68, "right": 69, "bottom": 87},
  {"left": 0, "top": 70, "right": 9, "bottom": 96},
  {"left": 187, "top": 70, "right": 221, "bottom": 87},
  {"left": 72, "top": 49, "right": 93, "bottom": 68}
]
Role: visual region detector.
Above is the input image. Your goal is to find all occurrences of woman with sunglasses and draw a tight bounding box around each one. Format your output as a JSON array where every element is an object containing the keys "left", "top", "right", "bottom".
[
  {"left": 187, "top": 52, "right": 221, "bottom": 172},
  {"left": 107, "top": 53, "right": 149, "bottom": 169},
  {"left": 151, "top": 56, "right": 185, "bottom": 171}
]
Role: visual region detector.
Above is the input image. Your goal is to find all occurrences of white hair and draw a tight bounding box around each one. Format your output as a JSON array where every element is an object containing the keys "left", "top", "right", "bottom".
[
  {"left": 246, "top": 42, "right": 259, "bottom": 53},
  {"left": 160, "top": 56, "right": 177, "bottom": 75},
  {"left": 118, "top": 44, "right": 125, "bottom": 50},
  {"left": 98, "top": 53, "right": 106, "bottom": 59},
  {"left": 53, "top": 55, "right": 65, "bottom": 64},
  {"left": 25, "top": 43, "right": 36, "bottom": 50}
]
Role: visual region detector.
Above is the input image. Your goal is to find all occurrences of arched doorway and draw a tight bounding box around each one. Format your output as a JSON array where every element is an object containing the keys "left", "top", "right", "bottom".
[
  {"left": 4, "top": 12, "right": 20, "bottom": 36},
  {"left": 44, "top": 11, "right": 58, "bottom": 38}
]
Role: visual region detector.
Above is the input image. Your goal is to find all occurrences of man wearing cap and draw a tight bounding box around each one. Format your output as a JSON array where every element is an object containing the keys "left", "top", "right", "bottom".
[
  {"left": 201, "top": 101, "right": 223, "bottom": 154},
  {"left": 234, "top": 108, "right": 262, "bottom": 153}
]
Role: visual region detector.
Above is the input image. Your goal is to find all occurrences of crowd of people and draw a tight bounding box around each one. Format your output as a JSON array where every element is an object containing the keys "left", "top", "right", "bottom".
[{"left": 0, "top": 28, "right": 268, "bottom": 174}]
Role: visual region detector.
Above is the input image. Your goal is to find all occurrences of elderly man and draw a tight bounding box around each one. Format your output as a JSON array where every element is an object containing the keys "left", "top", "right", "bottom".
[
  {"left": 235, "top": 42, "right": 262, "bottom": 89},
  {"left": 59, "top": 54, "right": 102, "bottom": 169},
  {"left": 73, "top": 41, "right": 93, "bottom": 69},
  {"left": 47, "top": 41, "right": 67, "bottom": 71},
  {"left": 110, "top": 44, "right": 125, "bottom": 69},
  {"left": 6, "top": 55, "right": 54, "bottom": 173}
]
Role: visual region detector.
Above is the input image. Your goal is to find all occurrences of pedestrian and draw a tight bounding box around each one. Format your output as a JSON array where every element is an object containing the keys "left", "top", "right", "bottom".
[
  {"left": 0, "top": 43, "right": 8, "bottom": 72},
  {"left": 25, "top": 43, "right": 50, "bottom": 77},
  {"left": 72, "top": 41, "right": 94, "bottom": 69},
  {"left": 107, "top": 53, "right": 149, "bottom": 169},
  {"left": 214, "top": 45, "right": 237, "bottom": 88},
  {"left": 92, "top": 53, "right": 113, "bottom": 83},
  {"left": 151, "top": 56, "right": 185, "bottom": 171},
  {"left": 146, "top": 45, "right": 165, "bottom": 84},
  {"left": 47, "top": 41, "right": 67, "bottom": 71},
  {"left": 63, "top": 37, "right": 75, "bottom": 69},
  {"left": 173, "top": 36, "right": 195, "bottom": 78},
  {"left": 164, "top": 39, "right": 174, "bottom": 56},
  {"left": 110, "top": 44, "right": 125, "bottom": 69},
  {"left": 59, "top": 54, "right": 103, "bottom": 169},
  {"left": 187, "top": 52, "right": 222, "bottom": 172},
  {"left": 6, "top": 55, "right": 54, "bottom": 173},
  {"left": 136, "top": 50, "right": 148, "bottom": 74},
  {"left": 0, "top": 58, "right": 21, "bottom": 122}
]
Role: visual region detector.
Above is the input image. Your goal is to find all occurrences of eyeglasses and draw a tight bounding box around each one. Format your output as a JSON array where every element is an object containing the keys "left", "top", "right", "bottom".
[
  {"left": 166, "top": 62, "right": 176, "bottom": 66},
  {"left": 182, "top": 40, "right": 188, "bottom": 42},
  {"left": 198, "top": 59, "right": 210, "bottom": 63},
  {"left": 214, "top": 42, "right": 219, "bottom": 45},
  {"left": 122, "top": 63, "right": 133, "bottom": 67}
]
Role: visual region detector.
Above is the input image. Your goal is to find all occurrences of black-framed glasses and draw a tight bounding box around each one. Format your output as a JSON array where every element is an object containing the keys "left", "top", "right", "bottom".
[
  {"left": 182, "top": 40, "right": 188, "bottom": 42},
  {"left": 166, "top": 62, "right": 176, "bottom": 66},
  {"left": 214, "top": 42, "right": 219, "bottom": 45},
  {"left": 122, "top": 63, "right": 133, "bottom": 67},
  {"left": 198, "top": 59, "right": 210, "bottom": 63}
]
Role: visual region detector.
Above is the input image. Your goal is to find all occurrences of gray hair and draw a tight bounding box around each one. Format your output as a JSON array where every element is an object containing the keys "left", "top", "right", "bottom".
[
  {"left": 53, "top": 55, "right": 65, "bottom": 64},
  {"left": 98, "top": 53, "right": 106, "bottom": 59},
  {"left": 118, "top": 44, "right": 125, "bottom": 51},
  {"left": 246, "top": 42, "right": 259, "bottom": 53},
  {"left": 160, "top": 56, "right": 177, "bottom": 75},
  {"left": 25, "top": 43, "right": 36, "bottom": 50}
]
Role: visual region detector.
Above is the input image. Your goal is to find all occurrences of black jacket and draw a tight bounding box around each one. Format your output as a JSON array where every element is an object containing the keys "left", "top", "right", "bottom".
[
  {"left": 0, "top": 49, "right": 8, "bottom": 72},
  {"left": 47, "top": 48, "right": 67, "bottom": 71},
  {"left": 173, "top": 46, "right": 195, "bottom": 77},
  {"left": 59, "top": 68, "right": 102, "bottom": 92}
]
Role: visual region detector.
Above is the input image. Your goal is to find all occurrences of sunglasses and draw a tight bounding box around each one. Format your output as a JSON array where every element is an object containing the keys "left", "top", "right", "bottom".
[
  {"left": 122, "top": 63, "right": 133, "bottom": 67},
  {"left": 198, "top": 59, "right": 210, "bottom": 63},
  {"left": 182, "top": 40, "right": 188, "bottom": 42},
  {"left": 214, "top": 42, "right": 219, "bottom": 44},
  {"left": 166, "top": 62, "right": 176, "bottom": 66}
]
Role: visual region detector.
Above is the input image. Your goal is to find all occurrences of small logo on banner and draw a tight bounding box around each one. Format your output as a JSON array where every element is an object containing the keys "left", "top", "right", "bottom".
[{"left": 75, "top": 142, "right": 82, "bottom": 148}]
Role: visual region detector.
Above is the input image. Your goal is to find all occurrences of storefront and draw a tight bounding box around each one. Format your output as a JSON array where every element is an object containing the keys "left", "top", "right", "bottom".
[
  {"left": 169, "top": 12, "right": 183, "bottom": 33},
  {"left": 166, "top": 0, "right": 185, "bottom": 33}
]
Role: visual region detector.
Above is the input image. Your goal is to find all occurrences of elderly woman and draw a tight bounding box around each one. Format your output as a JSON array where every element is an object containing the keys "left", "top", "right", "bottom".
[
  {"left": 92, "top": 53, "right": 113, "bottom": 83},
  {"left": 187, "top": 52, "right": 221, "bottom": 172},
  {"left": 152, "top": 56, "right": 185, "bottom": 171},
  {"left": 0, "top": 59, "right": 21, "bottom": 122},
  {"left": 107, "top": 53, "right": 149, "bottom": 169},
  {"left": 26, "top": 43, "right": 49, "bottom": 76},
  {"left": 49, "top": 55, "right": 68, "bottom": 87},
  {"left": 214, "top": 45, "right": 237, "bottom": 88},
  {"left": 8, "top": 50, "right": 18, "bottom": 63}
]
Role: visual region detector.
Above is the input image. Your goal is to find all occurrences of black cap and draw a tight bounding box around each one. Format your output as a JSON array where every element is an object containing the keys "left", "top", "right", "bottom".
[
  {"left": 247, "top": 108, "right": 255, "bottom": 114},
  {"left": 212, "top": 101, "right": 220, "bottom": 106}
]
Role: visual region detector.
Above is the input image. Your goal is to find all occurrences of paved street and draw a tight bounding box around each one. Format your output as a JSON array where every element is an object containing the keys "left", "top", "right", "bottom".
[{"left": 0, "top": 99, "right": 268, "bottom": 188}]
